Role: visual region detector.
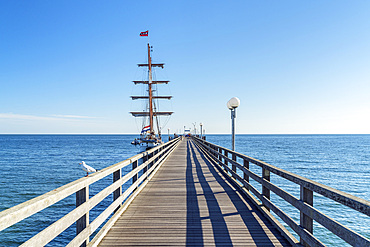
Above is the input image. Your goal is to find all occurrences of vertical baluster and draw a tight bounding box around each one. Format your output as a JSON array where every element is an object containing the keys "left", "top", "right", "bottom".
[
  {"left": 224, "top": 150, "right": 229, "bottom": 173},
  {"left": 232, "top": 153, "right": 236, "bottom": 179},
  {"left": 243, "top": 159, "right": 249, "bottom": 191},
  {"left": 76, "top": 186, "right": 89, "bottom": 247},
  {"left": 132, "top": 160, "right": 138, "bottom": 189},
  {"left": 143, "top": 152, "right": 148, "bottom": 176},
  {"left": 152, "top": 149, "right": 156, "bottom": 165},
  {"left": 300, "top": 186, "right": 313, "bottom": 247},
  {"left": 262, "top": 166, "right": 270, "bottom": 211},
  {"left": 142, "top": 153, "right": 148, "bottom": 181},
  {"left": 113, "top": 169, "right": 122, "bottom": 213},
  {"left": 148, "top": 151, "right": 153, "bottom": 169},
  {"left": 218, "top": 147, "right": 223, "bottom": 168}
]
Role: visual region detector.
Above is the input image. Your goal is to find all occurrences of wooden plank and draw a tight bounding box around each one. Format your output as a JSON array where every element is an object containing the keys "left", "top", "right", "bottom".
[{"left": 98, "top": 139, "right": 291, "bottom": 247}]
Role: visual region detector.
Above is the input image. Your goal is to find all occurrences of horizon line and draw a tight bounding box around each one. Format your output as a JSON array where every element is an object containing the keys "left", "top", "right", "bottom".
[{"left": 0, "top": 133, "right": 369, "bottom": 135}]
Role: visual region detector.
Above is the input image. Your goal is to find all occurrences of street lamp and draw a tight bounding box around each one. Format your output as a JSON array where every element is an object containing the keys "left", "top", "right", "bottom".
[
  {"left": 200, "top": 123, "right": 203, "bottom": 138},
  {"left": 227, "top": 97, "right": 240, "bottom": 151}
]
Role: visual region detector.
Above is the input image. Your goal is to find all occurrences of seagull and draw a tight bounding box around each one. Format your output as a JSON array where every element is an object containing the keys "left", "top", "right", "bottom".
[{"left": 79, "top": 161, "right": 97, "bottom": 177}]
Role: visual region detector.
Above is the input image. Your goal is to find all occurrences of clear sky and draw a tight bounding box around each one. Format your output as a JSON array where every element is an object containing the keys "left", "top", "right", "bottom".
[{"left": 1, "top": 1, "right": 369, "bottom": 134}]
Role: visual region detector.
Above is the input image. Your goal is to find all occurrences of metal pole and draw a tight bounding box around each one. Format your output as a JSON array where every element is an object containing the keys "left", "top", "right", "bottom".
[{"left": 231, "top": 109, "right": 236, "bottom": 151}]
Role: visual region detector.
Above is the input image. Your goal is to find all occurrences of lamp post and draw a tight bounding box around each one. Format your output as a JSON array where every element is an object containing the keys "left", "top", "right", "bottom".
[
  {"left": 192, "top": 122, "right": 196, "bottom": 136},
  {"left": 200, "top": 123, "right": 203, "bottom": 138},
  {"left": 227, "top": 97, "right": 240, "bottom": 151}
]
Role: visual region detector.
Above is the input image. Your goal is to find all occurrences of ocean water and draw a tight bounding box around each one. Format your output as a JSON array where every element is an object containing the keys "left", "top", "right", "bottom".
[{"left": 0, "top": 134, "right": 369, "bottom": 246}]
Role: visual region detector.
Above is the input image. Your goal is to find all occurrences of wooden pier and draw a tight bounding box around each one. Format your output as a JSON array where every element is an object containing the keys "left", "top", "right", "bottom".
[
  {"left": 0, "top": 137, "right": 369, "bottom": 247},
  {"left": 98, "top": 139, "right": 290, "bottom": 246}
]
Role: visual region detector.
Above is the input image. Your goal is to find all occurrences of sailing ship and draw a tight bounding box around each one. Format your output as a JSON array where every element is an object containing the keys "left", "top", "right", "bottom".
[{"left": 130, "top": 43, "right": 173, "bottom": 151}]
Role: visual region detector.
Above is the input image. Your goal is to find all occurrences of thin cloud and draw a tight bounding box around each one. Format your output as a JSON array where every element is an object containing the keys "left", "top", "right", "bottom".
[
  {"left": 0, "top": 113, "right": 98, "bottom": 121},
  {"left": 51, "top": 115, "right": 99, "bottom": 119}
]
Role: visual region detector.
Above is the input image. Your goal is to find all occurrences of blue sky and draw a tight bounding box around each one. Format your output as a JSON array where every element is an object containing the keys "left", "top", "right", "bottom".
[{"left": 1, "top": 1, "right": 369, "bottom": 134}]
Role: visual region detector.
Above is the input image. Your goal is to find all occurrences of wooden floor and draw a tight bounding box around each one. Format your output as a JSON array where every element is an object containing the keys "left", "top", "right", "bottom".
[{"left": 98, "top": 139, "right": 291, "bottom": 246}]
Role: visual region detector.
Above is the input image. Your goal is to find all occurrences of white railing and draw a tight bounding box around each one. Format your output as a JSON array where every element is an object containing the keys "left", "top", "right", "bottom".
[
  {"left": 0, "top": 137, "right": 181, "bottom": 247},
  {"left": 192, "top": 136, "right": 370, "bottom": 247}
]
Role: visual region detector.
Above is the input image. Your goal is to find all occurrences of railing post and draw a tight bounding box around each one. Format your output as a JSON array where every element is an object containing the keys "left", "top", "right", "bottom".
[
  {"left": 218, "top": 147, "right": 223, "bottom": 168},
  {"left": 76, "top": 186, "right": 89, "bottom": 247},
  {"left": 224, "top": 150, "right": 229, "bottom": 173},
  {"left": 243, "top": 159, "right": 249, "bottom": 190},
  {"left": 262, "top": 167, "right": 270, "bottom": 211},
  {"left": 143, "top": 152, "right": 148, "bottom": 176},
  {"left": 113, "top": 168, "right": 122, "bottom": 213},
  {"left": 132, "top": 160, "right": 138, "bottom": 188},
  {"left": 232, "top": 153, "right": 236, "bottom": 179},
  {"left": 148, "top": 152, "right": 153, "bottom": 169},
  {"left": 155, "top": 148, "right": 159, "bottom": 163},
  {"left": 300, "top": 186, "right": 313, "bottom": 247}
]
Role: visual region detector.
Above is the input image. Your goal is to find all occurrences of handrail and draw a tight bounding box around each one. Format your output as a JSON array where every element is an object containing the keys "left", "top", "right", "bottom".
[
  {"left": 0, "top": 136, "right": 182, "bottom": 246},
  {"left": 192, "top": 136, "right": 370, "bottom": 247}
]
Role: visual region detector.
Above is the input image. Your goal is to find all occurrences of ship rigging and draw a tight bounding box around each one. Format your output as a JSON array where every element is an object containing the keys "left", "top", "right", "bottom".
[{"left": 130, "top": 43, "right": 173, "bottom": 150}]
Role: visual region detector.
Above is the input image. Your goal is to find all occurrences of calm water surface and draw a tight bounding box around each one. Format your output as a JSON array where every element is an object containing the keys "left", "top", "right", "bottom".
[{"left": 0, "top": 134, "right": 369, "bottom": 246}]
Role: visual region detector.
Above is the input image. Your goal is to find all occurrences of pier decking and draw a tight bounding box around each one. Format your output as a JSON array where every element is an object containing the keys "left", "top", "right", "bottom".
[{"left": 98, "top": 139, "right": 291, "bottom": 246}]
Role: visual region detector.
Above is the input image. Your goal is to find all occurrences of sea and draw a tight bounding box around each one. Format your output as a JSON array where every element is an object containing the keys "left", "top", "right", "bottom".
[{"left": 0, "top": 134, "right": 369, "bottom": 246}]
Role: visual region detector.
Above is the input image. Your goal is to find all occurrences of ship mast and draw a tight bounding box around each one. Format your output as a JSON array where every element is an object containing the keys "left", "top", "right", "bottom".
[
  {"left": 147, "top": 43, "right": 154, "bottom": 133},
  {"left": 130, "top": 43, "right": 174, "bottom": 138}
]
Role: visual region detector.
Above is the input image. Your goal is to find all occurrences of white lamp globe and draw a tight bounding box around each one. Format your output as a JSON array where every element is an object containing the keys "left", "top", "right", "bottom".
[
  {"left": 227, "top": 101, "right": 233, "bottom": 110},
  {"left": 228, "top": 97, "right": 240, "bottom": 109}
]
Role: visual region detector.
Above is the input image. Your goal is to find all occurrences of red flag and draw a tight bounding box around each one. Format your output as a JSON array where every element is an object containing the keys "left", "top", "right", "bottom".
[{"left": 140, "top": 30, "right": 148, "bottom": 36}]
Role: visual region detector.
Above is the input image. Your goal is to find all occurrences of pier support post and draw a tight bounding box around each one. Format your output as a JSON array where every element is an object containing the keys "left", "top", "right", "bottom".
[
  {"left": 113, "top": 169, "right": 122, "bottom": 213},
  {"left": 262, "top": 167, "right": 270, "bottom": 211},
  {"left": 300, "top": 186, "right": 313, "bottom": 247},
  {"left": 76, "top": 186, "right": 89, "bottom": 247}
]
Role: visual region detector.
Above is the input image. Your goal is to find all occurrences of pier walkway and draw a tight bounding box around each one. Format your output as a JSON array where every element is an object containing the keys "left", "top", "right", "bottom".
[{"left": 98, "top": 139, "right": 291, "bottom": 246}]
